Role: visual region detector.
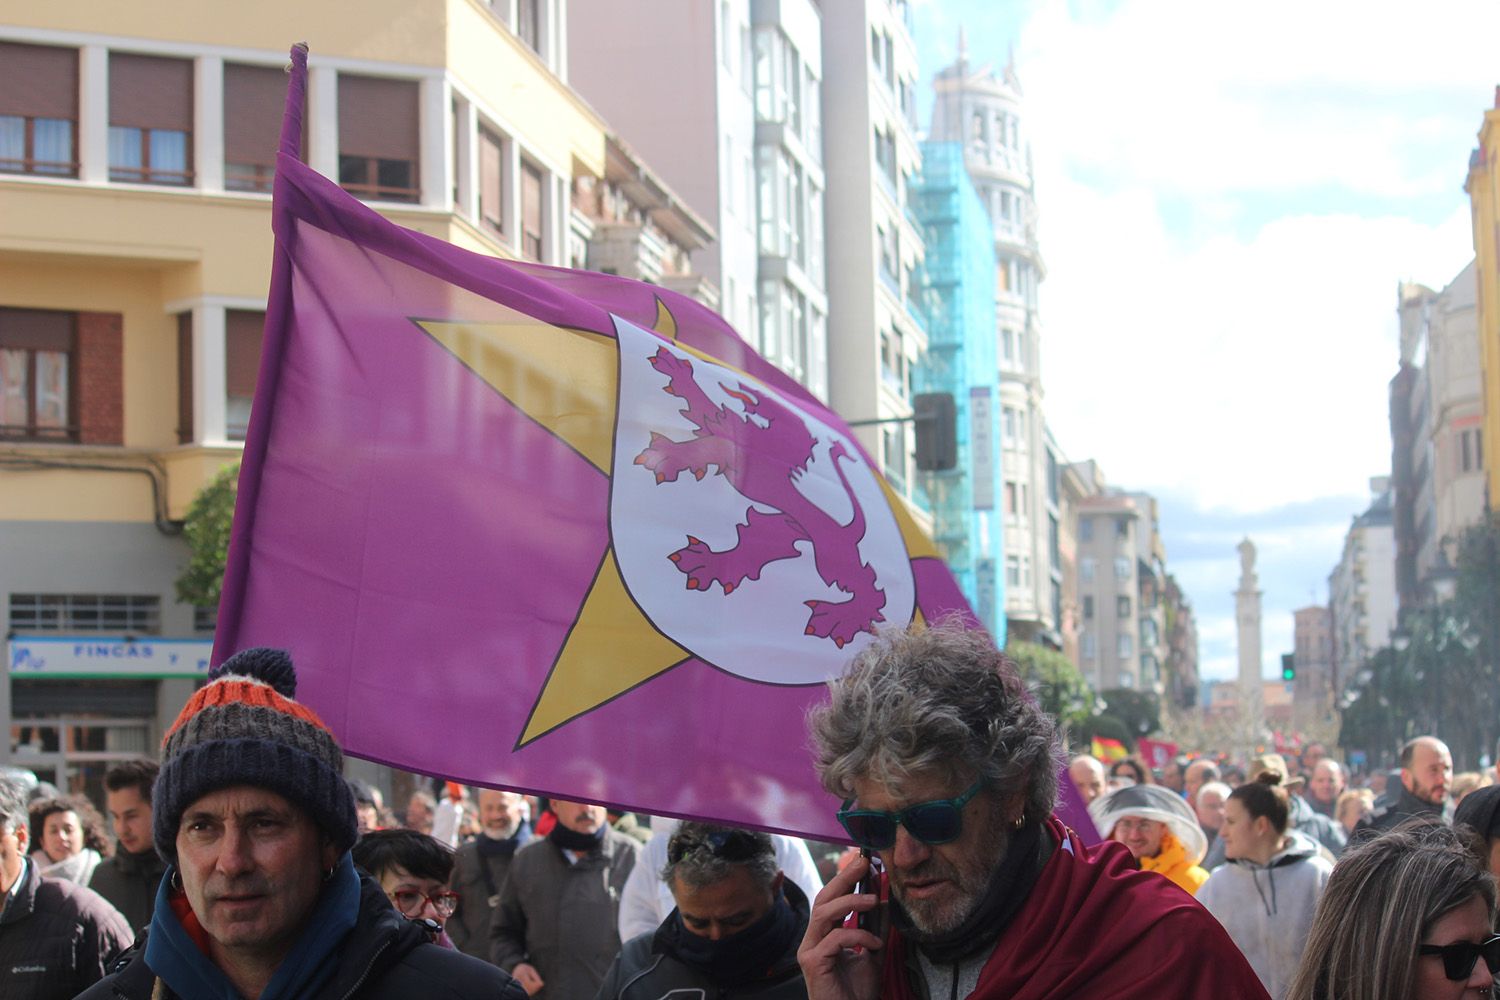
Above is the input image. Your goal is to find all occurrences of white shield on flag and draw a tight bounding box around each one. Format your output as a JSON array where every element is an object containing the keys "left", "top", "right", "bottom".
[{"left": 610, "top": 316, "right": 916, "bottom": 686}]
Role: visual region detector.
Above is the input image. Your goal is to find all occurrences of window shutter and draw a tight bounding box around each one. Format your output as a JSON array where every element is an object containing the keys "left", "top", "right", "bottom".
[
  {"left": 0, "top": 309, "right": 74, "bottom": 352},
  {"left": 109, "top": 53, "right": 193, "bottom": 130},
  {"left": 0, "top": 42, "right": 78, "bottom": 120},
  {"left": 225, "top": 310, "right": 265, "bottom": 399},
  {"left": 223, "top": 63, "right": 285, "bottom": 166},
  {"left": 338, "top": 75, "right": 419, "bottom": 161},
  {"left": 177, "top": 312, "right": 194, "bottom": 444}
]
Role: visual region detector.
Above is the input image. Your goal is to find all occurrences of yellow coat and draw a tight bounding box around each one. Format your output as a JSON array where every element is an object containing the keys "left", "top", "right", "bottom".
[{"left": 1139, "top": 831, "right": 1209, "bottom": 896}]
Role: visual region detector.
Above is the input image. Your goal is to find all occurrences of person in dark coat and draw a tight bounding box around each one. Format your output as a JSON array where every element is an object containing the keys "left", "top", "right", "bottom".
[
  {"left": 1352, "top": 736, "right": 1451, "bottom": 845},
  {"left": 448, "top": 788, "right": 531, "bottom": 960},
  {"left": 76, "top": 647, "right": 525, "bottom": 1000},
  {"left": 597, "top": 823, "right": 809, "bottom": 999},
  {"left": 0, "top": 775, "right": 132, "bottom": 1000},
  {"left": 90, "top": 759, "right": 166, "bottom": 936},
  {"left": 490, "top": 799, "right": 640, "bottom": 999}
]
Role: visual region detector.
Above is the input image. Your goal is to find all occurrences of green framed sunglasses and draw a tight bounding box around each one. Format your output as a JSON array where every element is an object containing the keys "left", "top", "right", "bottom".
[{"left": 836, "top": 777, "right": 985, "bottom": 849}]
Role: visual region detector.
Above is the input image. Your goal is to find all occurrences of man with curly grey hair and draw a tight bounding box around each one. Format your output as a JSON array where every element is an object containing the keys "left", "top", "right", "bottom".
[{"left": 796, "top": 622, "right": 1269, "bottom": 1000}]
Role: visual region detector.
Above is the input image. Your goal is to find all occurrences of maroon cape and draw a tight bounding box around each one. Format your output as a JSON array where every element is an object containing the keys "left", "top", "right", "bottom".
[{"left": 880, "top": 817, "right": 1270, "bottom": 999}]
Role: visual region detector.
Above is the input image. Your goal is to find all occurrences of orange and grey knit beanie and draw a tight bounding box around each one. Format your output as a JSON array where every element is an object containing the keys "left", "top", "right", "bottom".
[{"left": 153, "top": 647, "right": 357, "bottom": 863}]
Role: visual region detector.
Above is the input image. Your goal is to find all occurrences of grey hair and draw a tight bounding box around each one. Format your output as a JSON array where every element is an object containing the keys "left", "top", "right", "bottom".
[
  {"left": 1285, "top": 819, "right": 1497, "bottom": 1000},
  {"left": 660, "top": 823, "right": 779, "bottom": 893},
  {"left": 0, "top": 778, "right": 26, "bottom": 837},
  {"left": 807, "top": 620, "right": 1062, "bottom": 826}
]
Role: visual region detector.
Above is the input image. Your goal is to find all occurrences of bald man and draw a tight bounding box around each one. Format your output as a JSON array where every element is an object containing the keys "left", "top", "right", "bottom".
[
  {"left": 1352, "top": 736, "right": 1451, "bottom": 843},
  {"left": 1069, "top": 754, "right": 1107, "bottom": 805},
  {"left": 1183, "top": 759, "right": 1219, "bottom": 808}
]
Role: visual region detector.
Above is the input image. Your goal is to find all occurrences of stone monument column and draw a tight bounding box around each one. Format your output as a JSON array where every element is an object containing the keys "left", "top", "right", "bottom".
[{"left": 1236, "top": 539, "right": 1264, "bottom": 745}]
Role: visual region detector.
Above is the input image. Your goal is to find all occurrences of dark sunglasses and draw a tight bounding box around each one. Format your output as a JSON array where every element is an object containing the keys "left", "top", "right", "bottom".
[
  {"left": 836, "top": 777, "right": 985, "bottom": 849},
  {"left": 1418, "top": 935, "right": 1500, "bottom": 981},
  {"left": 667, "top": 828, "right": 764, "bottom": 865}
]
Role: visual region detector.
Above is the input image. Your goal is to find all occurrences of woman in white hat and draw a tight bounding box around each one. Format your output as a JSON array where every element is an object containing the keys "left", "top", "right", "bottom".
[{"left": 1089, "top": 783, "right": 1209, "bottom": 895}]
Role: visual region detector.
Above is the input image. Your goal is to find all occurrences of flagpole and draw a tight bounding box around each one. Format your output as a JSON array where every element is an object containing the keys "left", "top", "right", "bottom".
[
  {"left": 279, "top": 42, "right": 309, "bottom": 161},
  {"left": 211, "top": 43, "right": 310, "bottom": 666}
]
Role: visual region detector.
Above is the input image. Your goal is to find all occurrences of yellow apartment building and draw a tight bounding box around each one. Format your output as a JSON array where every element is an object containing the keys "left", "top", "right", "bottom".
[
  {"left": 1467, "top": 88, "right": 1500, "bottom": 508},
  {"left": 0, "top": 0, "right": 714, "bottom": 795}
]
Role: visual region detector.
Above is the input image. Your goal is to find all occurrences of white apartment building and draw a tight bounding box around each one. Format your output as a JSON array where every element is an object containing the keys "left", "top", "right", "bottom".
[
  {"left": 1073, "top": 490, "right": 1167, "bottom": 693},
  {"left": 1394, "top": 262, "right": 1485, "bottom": 606},
  {"left": 1329, "top": 480, "right": 1399, "bottom": 697},
  {"left": 569, "top": 0, "right": 828, "bottom": 398},
  {"left": 927, "top": 37, "right": 1054, "bottom": 641},
  {"left": 820, "top": 0, "right": 926, "bottom": 492}
]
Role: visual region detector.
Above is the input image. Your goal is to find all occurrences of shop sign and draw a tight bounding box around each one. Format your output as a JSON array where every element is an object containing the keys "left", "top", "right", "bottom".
[{"left": 6, "top": 637, "right": 213, "bottom": 678}]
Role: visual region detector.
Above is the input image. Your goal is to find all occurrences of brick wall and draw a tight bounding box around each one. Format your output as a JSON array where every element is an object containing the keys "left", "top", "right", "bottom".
[{"left": 76, "top": 311, "right": 123, "bottom": 445}]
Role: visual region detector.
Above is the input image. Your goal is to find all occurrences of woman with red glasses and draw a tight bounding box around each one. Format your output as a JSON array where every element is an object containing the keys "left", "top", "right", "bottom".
[{"left": 1286, "top": 819, "right": 1497, "bottom": 1000}]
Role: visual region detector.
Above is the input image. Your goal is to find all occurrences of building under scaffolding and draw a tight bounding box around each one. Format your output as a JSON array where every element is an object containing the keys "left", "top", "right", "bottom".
[{"left": 911, "top": 141, "right": 1006, "bottom": 640}]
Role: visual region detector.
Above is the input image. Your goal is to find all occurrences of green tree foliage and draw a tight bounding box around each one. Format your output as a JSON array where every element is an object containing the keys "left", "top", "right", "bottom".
[
  {"left": 1098, "top": 687, "right": 1160, "bottom": 739},
  {"left": 1006, "top": 641, "right": 1096, "bottom": 740},
  {"left": 1340, "top": 514, "right": 1500, "bottom": 771},
  {"left": 175, "top": 463, "right": 240, "bottom": 611}
]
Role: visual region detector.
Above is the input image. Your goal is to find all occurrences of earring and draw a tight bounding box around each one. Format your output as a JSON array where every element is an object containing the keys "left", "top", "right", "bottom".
[
  {"left": 323, "top": 865, "right": 336, "bottom": 883},
  {"left": 168, "top": 869, "right": 182, "bottom": 892},
  {"left": 1013, "top": 815, "right": 1024, "bottom": 830}
]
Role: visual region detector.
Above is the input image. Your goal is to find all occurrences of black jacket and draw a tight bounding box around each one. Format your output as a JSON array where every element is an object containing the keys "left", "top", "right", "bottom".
[
  {"left": 595, "top": 883, "right": 809, "bottom": 1000},
  {"left": 1351, "top": 783, "right": 1446, "bottom": 844},
  {"left": 0, "top": 857, "right": 133, "bottom": 1000},
  {"left": 87, "top": 848, "right": 166, "bottom": 940},
  {"left": 75, "top": 869, "right": 528, "bottom": 1000}
]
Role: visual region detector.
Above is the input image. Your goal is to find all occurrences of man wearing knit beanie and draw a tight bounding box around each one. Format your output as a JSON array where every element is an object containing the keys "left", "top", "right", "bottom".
[{"left": 79, "top": 648, "right": 527, "bottom": 1000}]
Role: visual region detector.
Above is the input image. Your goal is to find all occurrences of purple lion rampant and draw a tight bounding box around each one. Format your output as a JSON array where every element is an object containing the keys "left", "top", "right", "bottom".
[{"left": 632, "top": 347, "right": 886, "bottom": 648}]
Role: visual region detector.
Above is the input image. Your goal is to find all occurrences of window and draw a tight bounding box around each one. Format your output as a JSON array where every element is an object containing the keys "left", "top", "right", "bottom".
[
  {"left": 0, "top": 308, "right": 73, "bottom": 441},
  {"left": 109, "top": 53, "right": 193, "bottom": 185},
  {"left": 873, "top": 125, "right": 897, "bottom": 188},
  {"left": 1117, "top": 634, "right": 1133, "bottom": 658},
  {"left": 1080, "top": 557, "right": 1095, "bottom": 583},
  {"left": 1081, "top": 632, "right": 1097, "bottom": 660},
  {"left": 1002, "top": 327, "right": 1016, "bottom": 363},
  {"left": 1116, "top": 516, "right": 1130, "bottom": 540},
  {"left": 878, "top": 222, "right": 898, "bottom": 286},
  {"left": 1004, "top": 481, "right": 1017, "bottom": 515},
  {"left": 1078, "top": 517, "right": 1093, "bottom": 543},
  {"left": 1114, "top": 556, "right": 1132, "bottom": 579},
  {"left": 520, "top": 159, "right": 544, "bottom": 261},
  {"left": 9, "top": 594, "right": 160, "bottom": 634},
  {"left": 1006, "top": 555, "right": 1021, "bottom": 587},
  {"left": 479, "top": 128, "right": 506, "bottom": 238},
  {"left": 223, "top": 63, "right": 292, "bottom": 192},
  {"left": 177, "top": 312, "right": 193, "bottom": 444},
  {"left": 226, "top": 310, "right": 264, "bottom": 441},
  {"left": 721, "top": 1, "right": 734, "bottom": 69},
  {"left": 338, "top": 74, "right": 419, "bottom": 203},
  {"left": 1117, "top": 595, "right": 1131, "bottom": 618},
  {"left": 1083, "top": 596, "right": 1094, "bottom": 619},
  {"left": 518, "top": 0, "right": 542, "bottom": 53},
  {"left": 0, "top": 42, "right": 78, "bottom": 177}
]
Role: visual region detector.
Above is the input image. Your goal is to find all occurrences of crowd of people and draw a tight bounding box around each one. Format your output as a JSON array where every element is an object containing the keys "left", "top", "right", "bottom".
[{"left": 1, "top": 632, "right": 1498, "bottom": 999}]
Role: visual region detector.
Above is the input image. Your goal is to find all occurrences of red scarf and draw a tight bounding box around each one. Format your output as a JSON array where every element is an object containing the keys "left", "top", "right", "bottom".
[{"left": 879, "top": 817, "right": 1270, "bottom": 999}]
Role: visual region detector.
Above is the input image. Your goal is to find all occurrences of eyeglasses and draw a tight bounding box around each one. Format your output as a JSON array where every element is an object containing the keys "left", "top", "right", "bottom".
[
  {"left": 836, "top": 777, "right": 985, "bottom": 850},
  {"left": 667, "top": 828, "right": 765, "bottom": 865},
  {"left": 388, "top": 889, "right": 460, "bottom": 919},
  {"left": 1418, "top": 935, "right": 1500, "bottom": 981}
]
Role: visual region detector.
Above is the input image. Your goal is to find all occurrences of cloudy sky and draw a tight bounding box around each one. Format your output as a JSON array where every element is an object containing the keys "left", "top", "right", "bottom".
[{"left": 909, "top": 0, "right": 1497, "bottom": 682}]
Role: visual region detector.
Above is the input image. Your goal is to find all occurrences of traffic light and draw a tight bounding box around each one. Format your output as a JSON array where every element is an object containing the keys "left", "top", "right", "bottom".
[
  {"left": 1281, "top": 654, "right": 1296, "bottom": 682},
  {"left": 914, "top": 392, "right": 957, "bottom": 472}
]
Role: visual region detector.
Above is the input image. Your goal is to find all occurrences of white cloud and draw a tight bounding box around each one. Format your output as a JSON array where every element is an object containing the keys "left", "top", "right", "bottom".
[
  {"left": 1018, "top": 0, "right": 1500, "bottom": 200},
  {"left": 1005, "top": 0, "right": 1488, "bottom": 513}
]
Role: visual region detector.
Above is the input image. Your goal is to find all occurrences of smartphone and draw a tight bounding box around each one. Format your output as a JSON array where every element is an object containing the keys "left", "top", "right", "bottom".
[{"left": 852, "top": 847, "right": 888, "bottom": 941}]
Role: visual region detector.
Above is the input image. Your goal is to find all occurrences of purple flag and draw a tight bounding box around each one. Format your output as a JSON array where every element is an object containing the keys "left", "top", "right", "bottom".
[{"left": 217, "top": 46, "right": 1098, "bottom": 843}]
